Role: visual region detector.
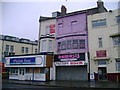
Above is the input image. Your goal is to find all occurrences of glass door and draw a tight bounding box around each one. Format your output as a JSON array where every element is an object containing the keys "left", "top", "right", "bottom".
[
  {"left": 98, "top": 67, "right": 107, "bottom": 80},
  {"left": 18, "top": 68, "right": 25, "bottom": 80}
]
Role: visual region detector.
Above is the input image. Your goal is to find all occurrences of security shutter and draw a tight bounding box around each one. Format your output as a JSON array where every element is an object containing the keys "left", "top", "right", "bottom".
[{"left": 56, "top": 66, "right": 88, "bottom": 80}]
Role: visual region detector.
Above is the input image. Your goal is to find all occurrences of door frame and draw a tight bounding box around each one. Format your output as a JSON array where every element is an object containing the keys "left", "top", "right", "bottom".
[
  {"left": 98, "top": 67, "right": 107, "bottom": 80},
  {"left": 18, "top": 68, "right": 26, "bottom": 80}
]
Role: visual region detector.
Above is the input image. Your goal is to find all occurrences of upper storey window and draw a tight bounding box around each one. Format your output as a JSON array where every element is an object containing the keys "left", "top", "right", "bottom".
[
  {"left": 116, "top": 16, "right": 120, "bottom": 23},
  {"left": 92, "top": 19, "right": 106, "bottom": 28},
  {"left": 45, "top": 26, "right": 50, "bottom": 34}
]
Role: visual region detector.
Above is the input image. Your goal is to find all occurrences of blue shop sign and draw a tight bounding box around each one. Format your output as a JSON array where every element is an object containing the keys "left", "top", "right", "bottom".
[{"left": 10, "top": 57, "right": 35, "bottom": 65}]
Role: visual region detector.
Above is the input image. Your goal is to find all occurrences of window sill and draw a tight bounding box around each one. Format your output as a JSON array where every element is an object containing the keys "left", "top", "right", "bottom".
[
  {"left": 113, "top": 45, "right": 120, "bottom": 48},
  {"left": 92, "top": 26, "right": 107, "bottom": 29}
]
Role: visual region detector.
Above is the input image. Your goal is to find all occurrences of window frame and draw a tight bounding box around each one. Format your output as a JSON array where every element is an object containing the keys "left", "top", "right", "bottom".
[
  {"left": 79, "top": 39, "right": 85, "bottom": 49},
  {"left": 45, "top": 26, "right": 50, "bottom": 35},
  {"left": 116, "top": 16, "right": 120, "bottom": 23},
  {"left": 92, "top": 19, "right": 106, "bottom": 28},
  {"left": 6, "top": 45, "right": 9, "bottom": 52},
  {"left": 10, "top": 45, "right": 14, "bottom": 52},
  {"left": 41, "top": 40, "right": 47, "bottom": 52},
  {"left": 98, "top": 37, "right": 103, "bottom": 48},
  {"left": 21, "top": 47, "right": 24, "bottom": 53},
  {"left": 48, "top": 40, "right": 53, "bottom": 51},
  {"left": 26, "top": 47, "right": 28, "bottom": 53},
  {"left": 116, "top": 61, "right": 120, "bottom": 71},
  {"left": 112, "top": 36, "right": 120, "bottom": 46},
  {"left": 73, "top": 39, "right": 79, "bottom": 49}
]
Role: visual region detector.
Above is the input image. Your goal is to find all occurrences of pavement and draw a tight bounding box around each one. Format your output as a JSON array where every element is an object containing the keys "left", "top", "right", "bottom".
[{"left": 2, "top": 79, "right": 120, "bottom": 89}]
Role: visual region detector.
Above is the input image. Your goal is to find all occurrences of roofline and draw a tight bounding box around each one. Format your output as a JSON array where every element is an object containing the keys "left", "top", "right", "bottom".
[{"left": 5, "top": 52, "right": 54, "bottom": 57}]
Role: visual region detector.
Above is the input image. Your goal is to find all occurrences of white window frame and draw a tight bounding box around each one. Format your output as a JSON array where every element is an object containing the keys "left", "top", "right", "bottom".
[
  {"left": 48, "top": 40, "right": 53, "bottom": 51},
  {"left": 113, "top": 36, "right": 120, "bottom": 46},
  {"left": 98, "top": 37, "right": 103, "bottom": 48},
  {"left": 92, "top": 19, "right": 106, "bottom": 28},
  {"left": 116, "top": 62, "right": 120, "bottom": 71},
  {"left": 41, "top": 40, "right": 47, "bottom": 52},
  {"left": 45, "top": 26, "right": 50, "bottom": 35}
]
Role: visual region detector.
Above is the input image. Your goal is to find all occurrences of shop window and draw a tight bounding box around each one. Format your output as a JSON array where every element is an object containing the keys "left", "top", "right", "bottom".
[
  {"left": 112, "top": 36, "right": 120, "bottom": 46},
  {"left": 116, "top": 16, "right": 120, "bottom": 23},
  {"left": 10, "top": 68, "right": 18, "bottom": 75},
  {"left": 98, "top": 60, "right": 106, "bottom": 65},
  {"left": 26, "top": 68, "right": 30, "bottom": 73},
  {"left": 40, "top": 68, "right": 45, "bottom": 73},
  {"left": 116, "top": 60, "right": 120, "bottom": 71},
  {"left": 92, "top": 19, "right": 106, "bottom": 28},
  {"left": 79, "top": 39, "right": 85, "bottom": 49}
]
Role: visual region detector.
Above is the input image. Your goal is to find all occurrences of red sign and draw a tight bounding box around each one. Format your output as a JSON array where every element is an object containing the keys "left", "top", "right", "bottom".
[
  {"left": 96, "top": 50, "right": 107, "bottom": 57},
  {"left": 50, "top": 24, "right": 55, "bottom": 33}
]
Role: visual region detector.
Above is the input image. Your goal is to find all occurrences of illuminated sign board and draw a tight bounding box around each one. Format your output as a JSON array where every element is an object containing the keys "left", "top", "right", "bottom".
[
  {"left": 54, "top": 53, "right": 85, "bottom": 62},
  {"left": 10, "top": 57, "right": 35, "bottom": 65}
]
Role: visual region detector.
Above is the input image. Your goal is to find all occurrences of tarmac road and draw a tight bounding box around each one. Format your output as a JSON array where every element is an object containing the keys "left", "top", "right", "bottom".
[{"left": 2, "top": 81, "right": 118, "bottom": 90}]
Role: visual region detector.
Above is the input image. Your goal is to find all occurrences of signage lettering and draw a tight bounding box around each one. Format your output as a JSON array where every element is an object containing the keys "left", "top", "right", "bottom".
[
  {"left": 50, "top": 24, "right": 55, "bottom": 33},
  {"left": 54, "top": 53, "right": 85, "bottom": 62},
  {"left": 96, "top": 50, "right": 107, "bottom": 57},
  {"left": 10, "top": 57, "right": 35, "bottom": 64},
  {"left": 55, "top": 61, "right": 84, "bottom": 66}
]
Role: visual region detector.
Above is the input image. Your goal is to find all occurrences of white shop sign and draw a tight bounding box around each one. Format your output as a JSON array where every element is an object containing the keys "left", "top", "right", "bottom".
[
  {"left": 5, "top": 55, "right": 45, "bottom": 67},
  {"left": 55, "top": 61, "right": 84, "bottom": 66}
]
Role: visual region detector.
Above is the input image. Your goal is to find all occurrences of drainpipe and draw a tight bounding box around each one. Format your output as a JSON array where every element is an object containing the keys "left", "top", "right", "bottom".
[{"left": 38, "top": 16, "right": 41, "bottom": 53}]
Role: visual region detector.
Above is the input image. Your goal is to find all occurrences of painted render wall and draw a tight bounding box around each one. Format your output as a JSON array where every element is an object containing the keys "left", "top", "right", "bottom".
[
  {"left": 88, "top": 9, "right": 120, "bottom": 74},
  {"left": 56, "top": 13, "right": 88, "bottom": 54},
  {"left": 39, "top": 19, "right": 56, "bottom": 53}
]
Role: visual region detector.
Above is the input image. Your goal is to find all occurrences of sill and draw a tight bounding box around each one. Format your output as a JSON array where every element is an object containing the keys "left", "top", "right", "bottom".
[
  {"left": 92, "top": 26, "right": 107, "bottom": 29},
  {"left": 111, "top": 23, "right": 120, "bottom": 26},
  {"left": 113, "top": 45, "right": 120, "bottom": 48}
]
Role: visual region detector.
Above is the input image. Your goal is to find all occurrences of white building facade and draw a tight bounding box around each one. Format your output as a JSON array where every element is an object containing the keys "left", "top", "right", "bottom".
[
  {"left": 5, "top": 54, "right": 53, "bottom": 81},
  {"left": 88, "top": 9, "right": 120, "bottom": 81}
]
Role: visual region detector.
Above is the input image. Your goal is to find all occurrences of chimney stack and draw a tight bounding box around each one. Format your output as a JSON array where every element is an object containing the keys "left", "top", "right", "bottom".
[
  {"left": 97, "top": 0, "right": 104, "bottom": 8},
  {"left": 61, "top": 5, "right": 67, "bottom": 16}
]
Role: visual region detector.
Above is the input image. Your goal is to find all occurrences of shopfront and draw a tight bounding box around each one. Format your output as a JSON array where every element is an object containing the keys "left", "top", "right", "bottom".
[
  {"left": 5, "top": 54, "right": 53, "bottom": 81},
  {"left": 54, "top": 53, "right": 88, "bottom": 80},
  {"left": 93, "top": 50, "right": 110, "bottom": 81}
]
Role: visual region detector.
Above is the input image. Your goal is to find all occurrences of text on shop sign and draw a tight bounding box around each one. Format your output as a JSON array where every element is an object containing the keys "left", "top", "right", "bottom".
[{"left": 10, "top": 57, "right": 35, "bottom": 64}]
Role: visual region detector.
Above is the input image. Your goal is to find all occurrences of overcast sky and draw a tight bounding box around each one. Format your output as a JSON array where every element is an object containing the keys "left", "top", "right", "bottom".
[{"left": 1, "top": 0, "right": 119, "bottom": 41}]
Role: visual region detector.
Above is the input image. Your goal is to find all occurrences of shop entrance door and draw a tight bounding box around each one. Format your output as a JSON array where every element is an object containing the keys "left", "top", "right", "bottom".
[
  {"left": 18, "top": 68, "right": 25, "bottom": 80},
  {"left": 98, "top": 67, "right": 107, "bottom": 80}
]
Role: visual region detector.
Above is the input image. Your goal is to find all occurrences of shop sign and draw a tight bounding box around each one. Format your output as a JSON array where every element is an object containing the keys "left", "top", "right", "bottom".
[
  {"left": 50, "top": 24, "right": 55, "bottom": 33},
  {"left": 55, "top": 61, "right": 84, "bottom": 66},
  {"left": 10, "top": 57, "right": 35, "bottom": 65},
  {"left": 96, "top": 50, "right": 106, "bottom": 57},
  {"left": 54, "top": 53, "right": 85, "bottom": 62}
]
